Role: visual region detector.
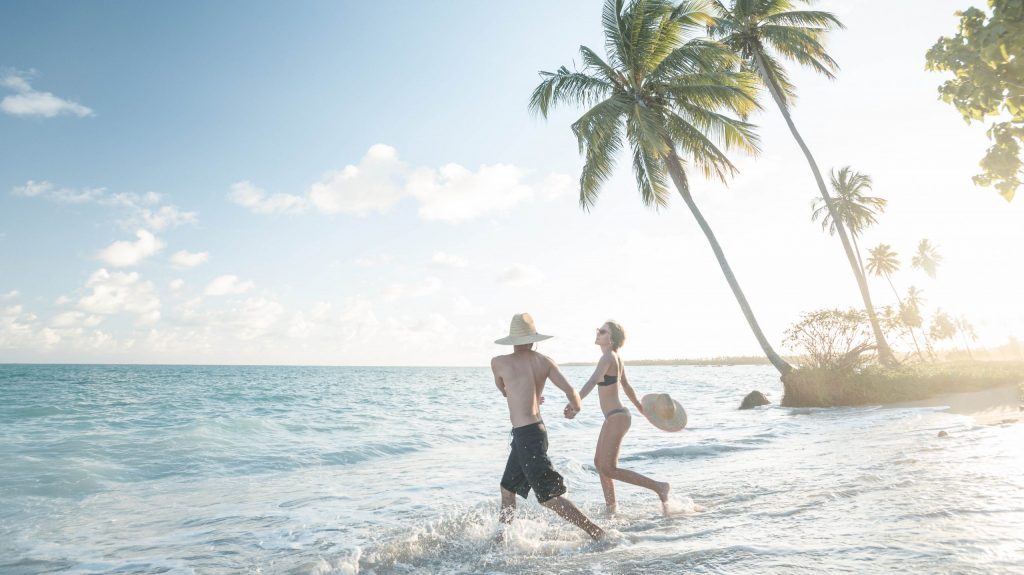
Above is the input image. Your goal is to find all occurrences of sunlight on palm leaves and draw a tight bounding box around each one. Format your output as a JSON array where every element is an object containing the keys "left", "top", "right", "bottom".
[
  {"left": 529, "top": 0, "right": 794, "bottom": 375},
  {"left": 708, "top": 0, "right": 897, "bottom": 366},
  {"left": 707, "top": 0, "right": 843, "bottom": 109},
  {"left": 812, "top": 167, "right": 887, "bottom": 239},
  {"left": 866, "top": 244, "right": 899, "bottom": 279},
  {"left": 911, "top": 239, "right": 943, "bottom": 279},
  {"left": 529, "top": 0, "right": 761, "bottom": 211}
]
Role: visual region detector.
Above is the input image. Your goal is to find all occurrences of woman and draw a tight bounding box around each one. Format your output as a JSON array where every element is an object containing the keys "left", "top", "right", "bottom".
[{"left": 572, "top": 321, "right": 670, "bottom": 514}]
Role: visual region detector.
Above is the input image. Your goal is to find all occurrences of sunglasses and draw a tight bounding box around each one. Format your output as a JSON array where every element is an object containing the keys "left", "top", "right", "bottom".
[{"left": 596, "top": 328, "right": 609, "bottom": 335}]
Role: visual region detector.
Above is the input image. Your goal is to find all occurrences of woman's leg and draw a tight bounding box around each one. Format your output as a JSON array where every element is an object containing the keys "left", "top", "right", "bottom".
[
  {"left": 595, "top": 420, "right": 617, "bottom": 512},
  {"left": 595, "top": 414, "right": 670, "bottom": 507}
]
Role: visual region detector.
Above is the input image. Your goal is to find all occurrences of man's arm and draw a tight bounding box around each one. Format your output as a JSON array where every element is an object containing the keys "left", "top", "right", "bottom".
[
  {"left": 491, "top": 357, "right": 507, "bottom": 397},
  {"left": 621, "top": 367, "right": 644, "bottom": 413},
  {"left": 546, "top": 358, "right": 582, "bottom": 413},
  {"left": 579, "top": 354, "right": 614, "bottom": 402}
]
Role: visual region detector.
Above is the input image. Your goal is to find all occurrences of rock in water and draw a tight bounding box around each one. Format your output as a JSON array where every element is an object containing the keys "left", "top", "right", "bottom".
[
  {"left": 937, "top": 430, "right": 949, "bottom": 438},
  {"left": 739, "top": 391, "right": 770, "bottom": 410}
]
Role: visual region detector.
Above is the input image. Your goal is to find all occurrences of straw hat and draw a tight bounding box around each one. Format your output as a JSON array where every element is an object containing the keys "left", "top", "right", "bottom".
[
  {"left": 641, "top": 393, "right": 687, "bottom": 432},
  {"left": 494, "top": 313, "right": 554, "bottom": 345}
]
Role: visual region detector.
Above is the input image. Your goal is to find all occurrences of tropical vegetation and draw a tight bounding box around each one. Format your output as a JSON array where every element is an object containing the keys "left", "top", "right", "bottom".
[
  {"left": 926, "top": 0, "right": 1023, "bottom": 202},
  {"left": 529, "top": 0, "right": 794, "bottom": 375},
  {"left": 707, "top": 0, "right": 898, "bottom": 366}
]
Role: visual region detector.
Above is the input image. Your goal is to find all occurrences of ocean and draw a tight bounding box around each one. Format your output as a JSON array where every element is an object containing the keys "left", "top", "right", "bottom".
[{"left": 1, "top": 364, "right": 1022, "bottom": 574}]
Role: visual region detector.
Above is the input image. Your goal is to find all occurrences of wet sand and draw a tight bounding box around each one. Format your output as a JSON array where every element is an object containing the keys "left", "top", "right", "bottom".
[{"left": 890, "top": 383, "right": 1024, "bottom": 425}]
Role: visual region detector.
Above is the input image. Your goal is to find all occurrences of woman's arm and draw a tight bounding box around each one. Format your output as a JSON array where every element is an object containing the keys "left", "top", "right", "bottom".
[
  {"left": 621, "top": 367, "right": 644, "bottom": 413},
  {"left": 579, "top": 353, "right": 613, "bottom": 401}
]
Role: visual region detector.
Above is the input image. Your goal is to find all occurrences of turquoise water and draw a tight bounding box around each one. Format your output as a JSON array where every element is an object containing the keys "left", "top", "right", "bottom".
[{"left": 1, "top": 364, "right": 1022, "bottom": 574}]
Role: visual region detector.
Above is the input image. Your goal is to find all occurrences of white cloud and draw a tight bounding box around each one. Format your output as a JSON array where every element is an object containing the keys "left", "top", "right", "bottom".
[
  {"left": 308, "top": 144, "right": 408, "bottom": 216},
  {"left": 496, "top": 264, "right": 544, "bottom": 287},
  {"left": 50, "top": 311, "right": 103, "bottom": 329},
  {"left": 234, "top": 145, "right": 569, "bottom": 223},
  {"left": 11, "top": 180, "right": 198, "bottom": 230},
  {"left": 221, "top": 297, "right": 286, "bottom": 340},
  {"left": 54, "top": 295, "right": 72, "bottom": 306},
  {"left": 0, "top": 290, "right": 18, "bottom": 302},
  {"left": 354, "top": 254, "right": 394, "bottom": 267},
  {"left": 140, "top": 205, "right": 198, "bottom": 230},
  {"left": 77, "top": 269, "right": 161, "bottom": 324},
  {"left": 204, "top": 275, "right": 255, "bottom": 296},
  {"left": 382, "top": 276, "right": 442, "bottom": 301},
  {"left": 453, "top": 295, "right": 483, "bottom": 316},
  {"left": 430, "top": 251, "right": 469, "bottom": 268},
  {"left": 228, "top": 181, "right": 307, "bottom": 215},
  {"left": 97, "top": 230, "right": 165, "bottom": 267},
  {"left": 12, "top": 180, "right": 105, "bottom": 203},
  {"left": 1, "top": 71, "right": 93, "bottom": 118},
  {"left": 11, "top": 180, "right": 52, "bottom": 197},
  {"left": 407, "top": 163, "right": 534, "bottom": 223},
  {"left": 170, "top": 250, "right": 209, "bottom": 269},
  {"left": 169, "top": 279, "right": 185, "bottom": 292}
]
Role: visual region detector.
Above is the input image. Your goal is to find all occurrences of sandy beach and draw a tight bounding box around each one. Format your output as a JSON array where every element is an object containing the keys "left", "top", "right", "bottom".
[{"left": 890, "top": 382, "right": 1024, "bottom": 425}]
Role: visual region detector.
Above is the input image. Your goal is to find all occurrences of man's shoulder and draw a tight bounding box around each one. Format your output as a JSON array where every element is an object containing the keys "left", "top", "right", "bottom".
[
  {"left": 534, "top": 352, "right": 558, "bottom": 368},
  {"left": 491, "top": 354, "right": 511, "bottom": 367}
]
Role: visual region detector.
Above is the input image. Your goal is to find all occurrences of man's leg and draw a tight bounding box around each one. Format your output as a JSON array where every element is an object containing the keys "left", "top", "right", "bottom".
[
  {"left": 499, "top": 487, "right": 517, "bottom": 524},
  {"left": 541, "top": 496, "right": 605, "bottom": 539}
]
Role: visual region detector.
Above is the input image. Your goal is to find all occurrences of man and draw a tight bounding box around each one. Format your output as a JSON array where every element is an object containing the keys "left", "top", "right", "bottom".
[{"left": 491, "top": 312, "right": 605, "bottom": 540}]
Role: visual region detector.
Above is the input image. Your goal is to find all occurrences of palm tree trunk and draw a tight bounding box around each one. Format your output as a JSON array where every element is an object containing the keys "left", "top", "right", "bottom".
[
  {"left": 752, "top": 49, "right": 897, "bottom": 367},
  {"left": 664, "top": 149, "right": 793, "bottom": 376},
  {"left": 851, "top": 234, "right": 866, "bottom": 279},
  {"left": 884, "top": 273, "right": 924, "bottom": 359}
]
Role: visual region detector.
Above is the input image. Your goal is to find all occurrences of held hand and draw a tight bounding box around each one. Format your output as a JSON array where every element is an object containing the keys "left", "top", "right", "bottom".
[
  {"left": 539, "top": 395, "right": 546, "bottom": 405},
  {"left": 563, "top": 404, "right": 579, "bottom": 419}
]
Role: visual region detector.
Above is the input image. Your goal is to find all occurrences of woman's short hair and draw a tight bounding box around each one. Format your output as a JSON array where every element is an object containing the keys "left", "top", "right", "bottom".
[{"left": 605, "top": 320, "right": 625, "bottom": 351}]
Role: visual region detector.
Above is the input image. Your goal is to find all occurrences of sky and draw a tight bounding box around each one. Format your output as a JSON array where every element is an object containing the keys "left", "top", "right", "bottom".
[{"left": 1, "top": 0, "right": 1021, "bottom": 366}]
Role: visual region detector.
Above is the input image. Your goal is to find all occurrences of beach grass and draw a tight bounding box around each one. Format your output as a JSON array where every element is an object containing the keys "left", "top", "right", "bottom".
[{"left": 780, "top": 361, "right": 1024, "bottom": 407}]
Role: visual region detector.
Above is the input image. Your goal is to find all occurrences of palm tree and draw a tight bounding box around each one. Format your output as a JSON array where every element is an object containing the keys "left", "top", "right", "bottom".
[
  {"left": 866, "top": 244, "right": 923, "bottom": 359},
  {"left": 811, "top": 167, "right": 887, "bottom": 275},
  {"left": 903, "top": 286, "right": 933, "bottom": 360},
  {"left": 954, "top": 315, "right": 977, "bottom": 359},
  {"left": 529, "top": 0, "right": 794, "bottom": 375},
  {"left": 911, "top": 239, "right": 943, "bottom": 278},
  {"left": 708, "top": 1, "right": 897, "bottom": 366}
]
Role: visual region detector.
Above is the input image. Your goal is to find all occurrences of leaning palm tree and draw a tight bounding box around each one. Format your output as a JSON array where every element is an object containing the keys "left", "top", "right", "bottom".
[
  {"left": 866, "top": 244, "right": 923, "bottom": 358},
  {"left": 911, "top": 239, "right": 943, "bottom": 278},
  {"left": 811, "top": 166, "right": 887, "bottom": 275},
  {"left": 529, "top": 0, "right": 794, "bottom": 375},
  {"left": 708, "top": 0, "right": 897, "bottom": 366}
]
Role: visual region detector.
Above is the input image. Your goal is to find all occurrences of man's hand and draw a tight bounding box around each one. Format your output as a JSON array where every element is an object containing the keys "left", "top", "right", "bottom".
[
  {"left": 539, "top": 395, "right": 546, "bottom": 405},
  {"left": 563, "top": 404, "right": 579, "bottom": 419}
]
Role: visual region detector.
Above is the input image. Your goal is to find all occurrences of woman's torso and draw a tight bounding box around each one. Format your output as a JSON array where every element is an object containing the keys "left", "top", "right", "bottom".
[{"left": 596, "top": 353, "right": 624, "bottom": 413}]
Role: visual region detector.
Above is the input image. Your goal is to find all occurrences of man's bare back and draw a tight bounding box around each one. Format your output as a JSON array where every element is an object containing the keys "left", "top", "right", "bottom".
[
  {"left": 490, "top": 315, "right": 604, "bottom": 540},
  {"left": 491, "top": 349, "right": 576, "bottom": 427}
]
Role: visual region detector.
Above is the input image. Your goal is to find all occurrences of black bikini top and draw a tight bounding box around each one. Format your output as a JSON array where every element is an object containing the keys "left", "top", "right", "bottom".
[{"left": 598, "top": 374, "right": 618, "bottom": 387}]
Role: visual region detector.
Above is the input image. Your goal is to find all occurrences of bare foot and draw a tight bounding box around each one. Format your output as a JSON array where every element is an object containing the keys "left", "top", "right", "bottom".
[
  {"left": 656, "top": 482, "right": 671, "bottom": 515},
  {"left": 605, "top": 504, "right": 618, "bottom": 516}
]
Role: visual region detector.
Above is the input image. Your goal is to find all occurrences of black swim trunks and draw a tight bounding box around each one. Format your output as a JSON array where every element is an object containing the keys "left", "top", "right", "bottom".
[{"left": 500, "top": 420, "right": 567, "bottom": 503}]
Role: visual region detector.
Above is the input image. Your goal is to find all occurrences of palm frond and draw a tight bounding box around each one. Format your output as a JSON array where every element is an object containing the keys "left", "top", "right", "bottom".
[
  {"left": 673, "top": 100, "right": 761, "bottom": 155},
  {"left": 579, "top": 45, "right": 625, "bottom": 87},
  {"left": 762, "top": 9, "right": 844, "bottom": 30},
  {"left": 650, "top": 38, "right": 739, "bottom": 81},
  {"left": 571, "top": 96, "right": 630, "bottom": 209},
  {"left": 629, "top": 134, "right": 671, "bottom": 209},
  {"left": 760, "top": 25, "right": 839, "bottom": 78},
  {"left": 602, "top": 0, "right": 632, "bottom": 71},
  {"left": 529, "top": 66, "right": 613, "bottom": 118},
  {"left": 663, "top": 111, "right": 738, "bottom": 181}
]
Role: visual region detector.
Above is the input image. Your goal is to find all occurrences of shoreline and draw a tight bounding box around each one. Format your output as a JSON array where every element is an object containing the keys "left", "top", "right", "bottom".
[{"left": 888, "top": 383, "right": 1024, "bottom": 425}]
